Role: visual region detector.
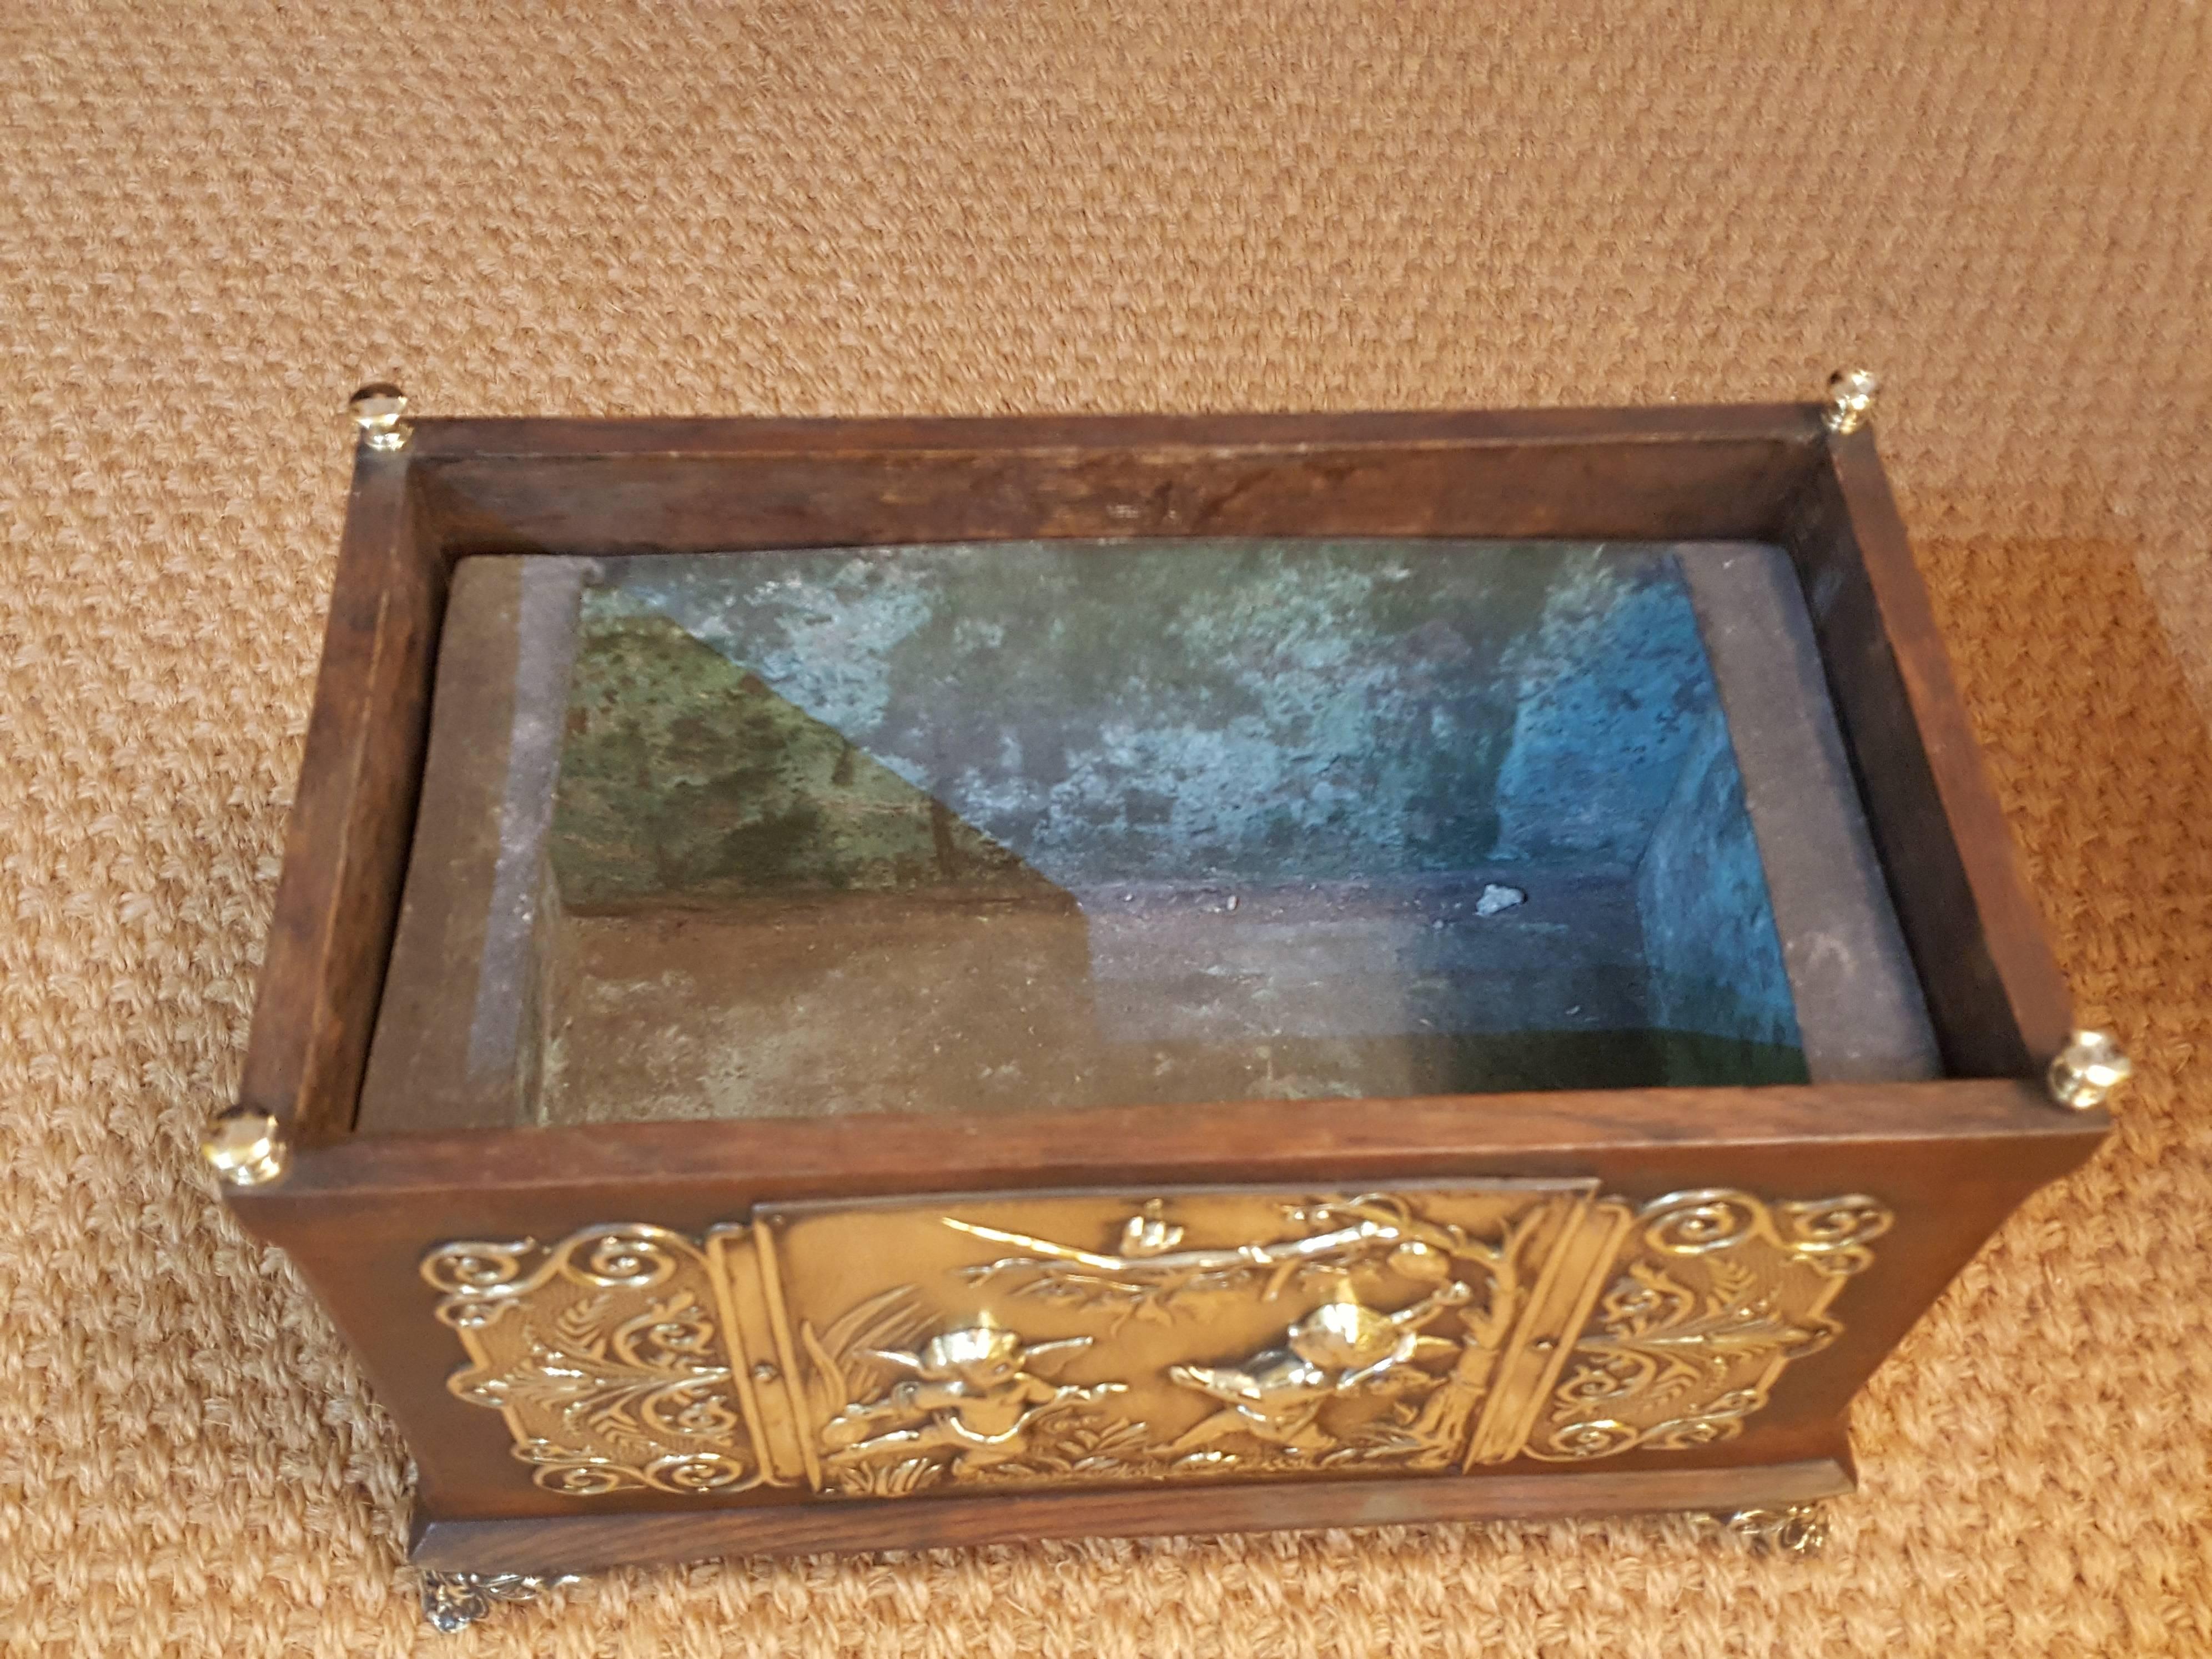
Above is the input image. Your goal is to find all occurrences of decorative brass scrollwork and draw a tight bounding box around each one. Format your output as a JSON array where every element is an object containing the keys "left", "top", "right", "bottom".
[
  {"left": 423, "top": 1225, "right": 762, "bottom": 1496},
  {"left": 1527, "top": 1189, "right": 1892, "bottom": 1462},
  {"left": 423, "top": 1183, "right": 1889, "bottom": 1500}
]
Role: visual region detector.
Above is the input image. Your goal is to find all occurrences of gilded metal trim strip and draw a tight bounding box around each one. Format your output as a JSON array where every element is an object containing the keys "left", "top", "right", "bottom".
[
  {"left": 1463, "top": 1197, "right": 1635, "bottom": 1467},
  {"left": 697, "top": 1226, "right": 783, "bottom": 1489},
  {"left": 700, "top": 1228, "right": 810, "bottom": 1485},
  {"left": 750, "top": 1217, "right": 824, "bottom": 1492}
]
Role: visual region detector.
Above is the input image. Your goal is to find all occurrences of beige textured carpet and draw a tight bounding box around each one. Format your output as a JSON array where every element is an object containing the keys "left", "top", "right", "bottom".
[{"left": 4, "top": 2, "right": 2209, "bottom": 1652}]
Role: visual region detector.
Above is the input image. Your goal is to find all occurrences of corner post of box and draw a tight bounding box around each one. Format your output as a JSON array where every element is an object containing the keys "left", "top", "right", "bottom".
[
  {"left": 214, "top": 386, "right": 450, "bottom": 1197},
  {"left": 1778, "top": 374, "right": 2079, "bottom": 1095}
]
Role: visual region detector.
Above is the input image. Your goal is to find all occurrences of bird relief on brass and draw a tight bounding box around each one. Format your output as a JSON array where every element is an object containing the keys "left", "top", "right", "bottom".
[{"left": 423, "top": 1182, "right": 1892, "bottom": 1500}]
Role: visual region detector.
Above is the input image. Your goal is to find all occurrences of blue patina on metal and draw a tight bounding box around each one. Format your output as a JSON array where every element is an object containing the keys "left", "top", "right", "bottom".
[
  {"left": 552, "top": 538, "right": 1803, "bottom": 1068},
  {"left": 1635, "top": 706, "right": 1800, "bottom": 1052}
]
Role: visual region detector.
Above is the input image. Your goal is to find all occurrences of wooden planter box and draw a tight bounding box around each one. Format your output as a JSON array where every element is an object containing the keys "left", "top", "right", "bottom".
[{"left": 214, "top": 395, "right": 2109, "bottom": 1618}]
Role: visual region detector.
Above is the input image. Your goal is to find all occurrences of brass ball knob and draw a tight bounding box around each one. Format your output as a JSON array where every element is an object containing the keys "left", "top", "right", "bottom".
[
  {"left": 200, "top": 1105, "right": 291, "bottom": 1188},
  {"left": 347, "top": 383, "right": 413, "bottom": 452},
  {"left": 1822, "top": 368, "right": 1880, "bottom": 434},
  {"left": 2047, "top": 1029, "right": 2132, "bottom": 1112}
]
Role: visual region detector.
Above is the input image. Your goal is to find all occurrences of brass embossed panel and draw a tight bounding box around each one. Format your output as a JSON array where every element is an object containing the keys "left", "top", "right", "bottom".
[
  {"left": 422, "top": 1183, "right": 1891, "bottom": 1500},
  {"left": 760, "top": 1182, "right": 1608, "bottom": 1494}
]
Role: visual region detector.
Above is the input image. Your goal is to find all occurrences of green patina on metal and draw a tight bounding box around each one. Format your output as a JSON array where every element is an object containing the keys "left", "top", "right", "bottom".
[{"left": 552, "top": 611, "right": 1059, "bottom": 909}]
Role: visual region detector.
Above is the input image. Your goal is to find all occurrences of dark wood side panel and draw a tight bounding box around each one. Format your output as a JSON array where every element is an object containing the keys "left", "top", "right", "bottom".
[
  {"left": 1783, "top": 432, "right": 2073, "bottom": 1074},
  {"left": 233, "top": 1079, "right": 2103, "bottom": 1521},
  {"left": 235, "top": 449, "right": 446, "bottom": 1143},
  {"left": 247, "top": 1077, "right": 2090, "bottom": 1204},
  {"left": 412, "top": 1451, "right": 1857, "bottom": 1573},
  {"left": 409, "top": 406, "right": 1826, "bottom": 556},
  {"left": 402, "top": 404, "right": 1823, "bottom": 460}
]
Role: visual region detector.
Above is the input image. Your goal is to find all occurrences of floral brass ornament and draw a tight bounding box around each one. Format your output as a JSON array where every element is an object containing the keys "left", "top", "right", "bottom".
[
  {"left": 423, "top": 1184, "right": 1891, "bottom": 1501},
  {"left": 418, "top": 1570, "right": 581, "bottom": 1633},
  {"left": 1725, "top": 1502, "right": 1829, "bottom": 1557}
]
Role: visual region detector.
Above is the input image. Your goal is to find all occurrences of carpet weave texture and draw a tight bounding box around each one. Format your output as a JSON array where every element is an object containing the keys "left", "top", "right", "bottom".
[{"left": 3, "top": 2, "right": 2209, "bottom": 1653}]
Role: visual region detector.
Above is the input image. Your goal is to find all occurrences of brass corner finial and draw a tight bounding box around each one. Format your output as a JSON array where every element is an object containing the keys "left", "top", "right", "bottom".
[
  {"left": 1822, "top": 369, "right": 1879, "bottom": 434},
  {"left": 348, "top": 382, "right": 413, "bottom": 453},
  {"left": 200, "top": 1104, "right": 291, "bottom": 1188},
  {"left": 2048, "top": 1029, "right": 2132, "bottom": 1112}
]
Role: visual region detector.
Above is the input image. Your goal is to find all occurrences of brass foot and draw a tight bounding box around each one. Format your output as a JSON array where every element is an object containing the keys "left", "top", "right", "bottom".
[
  {"left": 417, "top": 1570, "right": 581, "bottom": 1632},
  {"left": 1722, "top": 1501, "right": 1828, "bottom": 1557}
]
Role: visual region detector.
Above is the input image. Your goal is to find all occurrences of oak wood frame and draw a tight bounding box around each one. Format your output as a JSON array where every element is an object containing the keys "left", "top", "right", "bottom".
[{"left": 224, "top": 405, "right": 2107, "bottom": 1573}]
